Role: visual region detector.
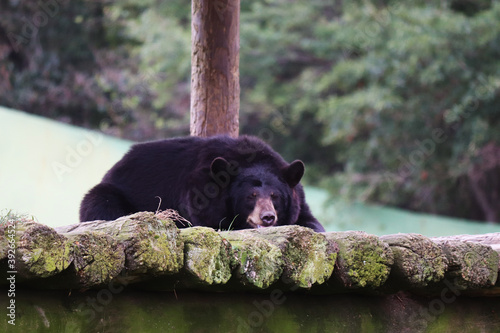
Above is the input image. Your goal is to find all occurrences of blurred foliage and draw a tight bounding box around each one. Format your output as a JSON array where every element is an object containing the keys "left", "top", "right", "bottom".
[
  {"left": 1, "top": 0, "right": 500, "bottom": 222},
  {"left": 0, "top": 0, "right": 190, "bottom": 139}
]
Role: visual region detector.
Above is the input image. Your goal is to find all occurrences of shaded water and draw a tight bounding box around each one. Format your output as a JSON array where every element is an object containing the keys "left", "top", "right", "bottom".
[{"left": 3, "top": 288, "right": 500, "bottom": 332}]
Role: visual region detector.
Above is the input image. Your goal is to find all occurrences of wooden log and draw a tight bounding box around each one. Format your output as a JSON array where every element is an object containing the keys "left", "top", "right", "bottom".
[
  {"left": 220, "top": 230, "right": 283, "bottom": 289},
  {"left": 0, "top": 218, "right": 71, "bottom": 281},
  {"left": 4, "top": 209, "right": 500, "bottom": 296},
  {"left": 380, "top": 233, "right": 448, "bottom": 289},
  {"left": 56, "top": 212, "right": 184, "bottom": 278},
  {"left": 430, "top": 233, "right": 500, "bottom": 295},
  {"left": 432, "top": 233, "right": 500, "bottom": 256},
  {"left": 0, "top": 222, "right": 10, "bottom": 261},
  {"left": 52, "top": 232, "right": 125, "bottom": 288},
  {"left": 242, "top": 226, "right": 338, "bottom": 289},
  {"left": 179, "top": 227, "right": 233, "bottom": 286},
  {"left": 324, "top": 231, "right": 394, "bottom": 290},
  {"left": 431, "top": 238, "right": 499, "bottom": 290}
]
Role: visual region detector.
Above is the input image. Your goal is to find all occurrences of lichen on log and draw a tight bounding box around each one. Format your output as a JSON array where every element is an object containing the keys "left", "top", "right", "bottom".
[
  {"left": 1, "top": 218, "right": 71, "bottom": 280},
  {"left": 432, "top": 233, "right": 500, "bottom": 264},
  {"left": 56, "top": 232, "right": 125, "bottom": 288},
  {"left": 180, "top": 227, "right": 232, "bottom": 285},
  {"left": 432, "top": 238, "right": 499, "bottom": 290},
  {"left": 3, "top": 210, "right": 500, "bottom": 296},
  {"left": 56, "top": 212, "right": 183, "bottom": 277},
  {"left": 380, "top": 233, "right": 448, "bottom": 289},
  {"left": 243, "top": 226, "right": 338, "bottom": 289},
  {"left": 220, "top": 230, "right": 283, "bottom": 289},
  {"left": 325, "top": 231, "right": 394, "bottom": 289},
  {"left": 0, "top": 226, "right": 8, "bottom": 261}
]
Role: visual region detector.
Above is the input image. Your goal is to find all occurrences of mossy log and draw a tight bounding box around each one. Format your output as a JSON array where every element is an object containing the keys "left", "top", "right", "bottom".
[
  {"left": 431, "top": 237, "right": 499, "bottom": 290},
  {"left": 220, "top": 230, "right": 283, "bottom": 289},
  {"left": 240, "top": 226, "right": 338, "bottom": 289},
  {"left": 44, "top": 231, "right": 126, "bottom": 289},
  {"left": 324, "top": 231, "right": 394, "bottom": 290},
  {"left": 380, "top": 233, "right": 448, "bottom": 290},
  {"left": 0, "top": 225, "right": 9, "bottom": 261},
  {"left": 432, "top": 233, "right": 500, "bottom": 257},
  {"left": 2, "top": 212, "right": 500, "bottom": 296},
  {"left": 55, "top": 212, "right": 184, "bottom": 280},
  {"left": 0, "top": 218, "right": 71, "bottom": 280},
  {"left": 178, "top": 227, "right": 232, "bottom": 286}
]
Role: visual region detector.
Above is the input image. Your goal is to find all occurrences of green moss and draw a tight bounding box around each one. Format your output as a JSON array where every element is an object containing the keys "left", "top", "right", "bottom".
[
  {"left": 124, "top": 213, "right": 184, "bottom": 275},
  {"left": 382, "top": 234, "right": 448, "bottom": 287},
  {"left": 240, "top": 225, "right": 338, "bottom": 289},
  {"left": 485, "top": 251, "right": 499, "bottom": 284},
  {"left": 439, "top": 241, "right": 499, "bottom": 288},
  {"left": 181, "top": 227, "right": 232, "bottom": 285},
  {"left": 327, "top": 231, "right": 393, "bottom": 288},
  {"left": 17, "top": 222, "right": 71, "bottom": 278},
  {"left": 69, "top": 232, "right": 125, "bottom": 286},
  {"left": 222, "top": 232, "right": 283, "bottom": 289},
  {"left": 284, "top": 230, "right": 336, "bottom": 288}
]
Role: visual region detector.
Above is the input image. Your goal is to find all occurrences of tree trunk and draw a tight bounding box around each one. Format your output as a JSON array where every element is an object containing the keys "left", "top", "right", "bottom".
[{"left": 190, "top": 0, "right": 240, "bottom": 138}]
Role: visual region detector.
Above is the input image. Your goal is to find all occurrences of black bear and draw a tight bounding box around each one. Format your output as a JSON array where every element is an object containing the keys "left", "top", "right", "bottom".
[{"left": 79, "top": 135, "right": 325, "bottom": 232}]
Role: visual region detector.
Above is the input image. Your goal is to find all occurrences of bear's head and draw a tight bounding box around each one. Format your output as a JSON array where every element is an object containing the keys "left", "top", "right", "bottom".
[{"left": 210, "top": 157, "right": 304, "bottom": 229}]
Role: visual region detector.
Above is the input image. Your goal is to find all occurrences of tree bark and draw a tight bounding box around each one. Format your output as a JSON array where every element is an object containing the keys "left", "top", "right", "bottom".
[{"left": 190, "top": 0, "right": 240, "bottom": 138}]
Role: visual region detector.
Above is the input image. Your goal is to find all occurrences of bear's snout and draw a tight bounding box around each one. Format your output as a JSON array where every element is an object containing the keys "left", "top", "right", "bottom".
[
  {"left": 247, "top": 197, "right": 278, "bottom": 228},
  {"left": 260, "top": 211, "right": 276, "bottom": 226}
]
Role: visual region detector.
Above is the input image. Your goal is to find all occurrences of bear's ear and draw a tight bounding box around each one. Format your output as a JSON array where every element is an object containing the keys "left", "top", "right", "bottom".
[
  {"left": 282, "top": 160, "right": 305, "bottom": 188},
  {"left": 210, "top": 157, "right": 230, "bottom": 176}
]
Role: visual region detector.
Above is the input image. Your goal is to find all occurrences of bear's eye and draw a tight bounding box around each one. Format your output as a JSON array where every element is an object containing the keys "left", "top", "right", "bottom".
[
  {"left": 270, "top": 192, "right": 277, "bottom": 199},
  {"left": 248, "top": 192, "right": 257, "bottom": 200}
]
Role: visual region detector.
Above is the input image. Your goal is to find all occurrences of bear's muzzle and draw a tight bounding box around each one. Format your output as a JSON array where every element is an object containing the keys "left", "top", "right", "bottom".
[{"left": 247, "top": 197, "right": 278, "bottom": 228}]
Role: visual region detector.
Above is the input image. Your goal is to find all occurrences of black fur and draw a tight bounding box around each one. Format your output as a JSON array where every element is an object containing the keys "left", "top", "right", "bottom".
[{"left": 79, "top": 135, "right": 324, "bottom": 232}]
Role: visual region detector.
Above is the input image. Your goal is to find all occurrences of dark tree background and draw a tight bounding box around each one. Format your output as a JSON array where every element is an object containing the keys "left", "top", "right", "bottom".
[{"left": 1, "top": 0, "right": 499, "bottom": 223}]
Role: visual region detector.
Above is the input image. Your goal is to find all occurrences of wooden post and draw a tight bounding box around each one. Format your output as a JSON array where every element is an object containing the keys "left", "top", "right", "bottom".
[{"left": 190, "top": 0, "right": 240, "bottom": 138}]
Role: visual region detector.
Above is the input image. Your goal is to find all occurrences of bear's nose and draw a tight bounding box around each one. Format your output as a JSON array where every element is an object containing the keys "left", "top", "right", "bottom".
[{"left": 260, "top": 212, "right": 276, "bottom": 226}]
